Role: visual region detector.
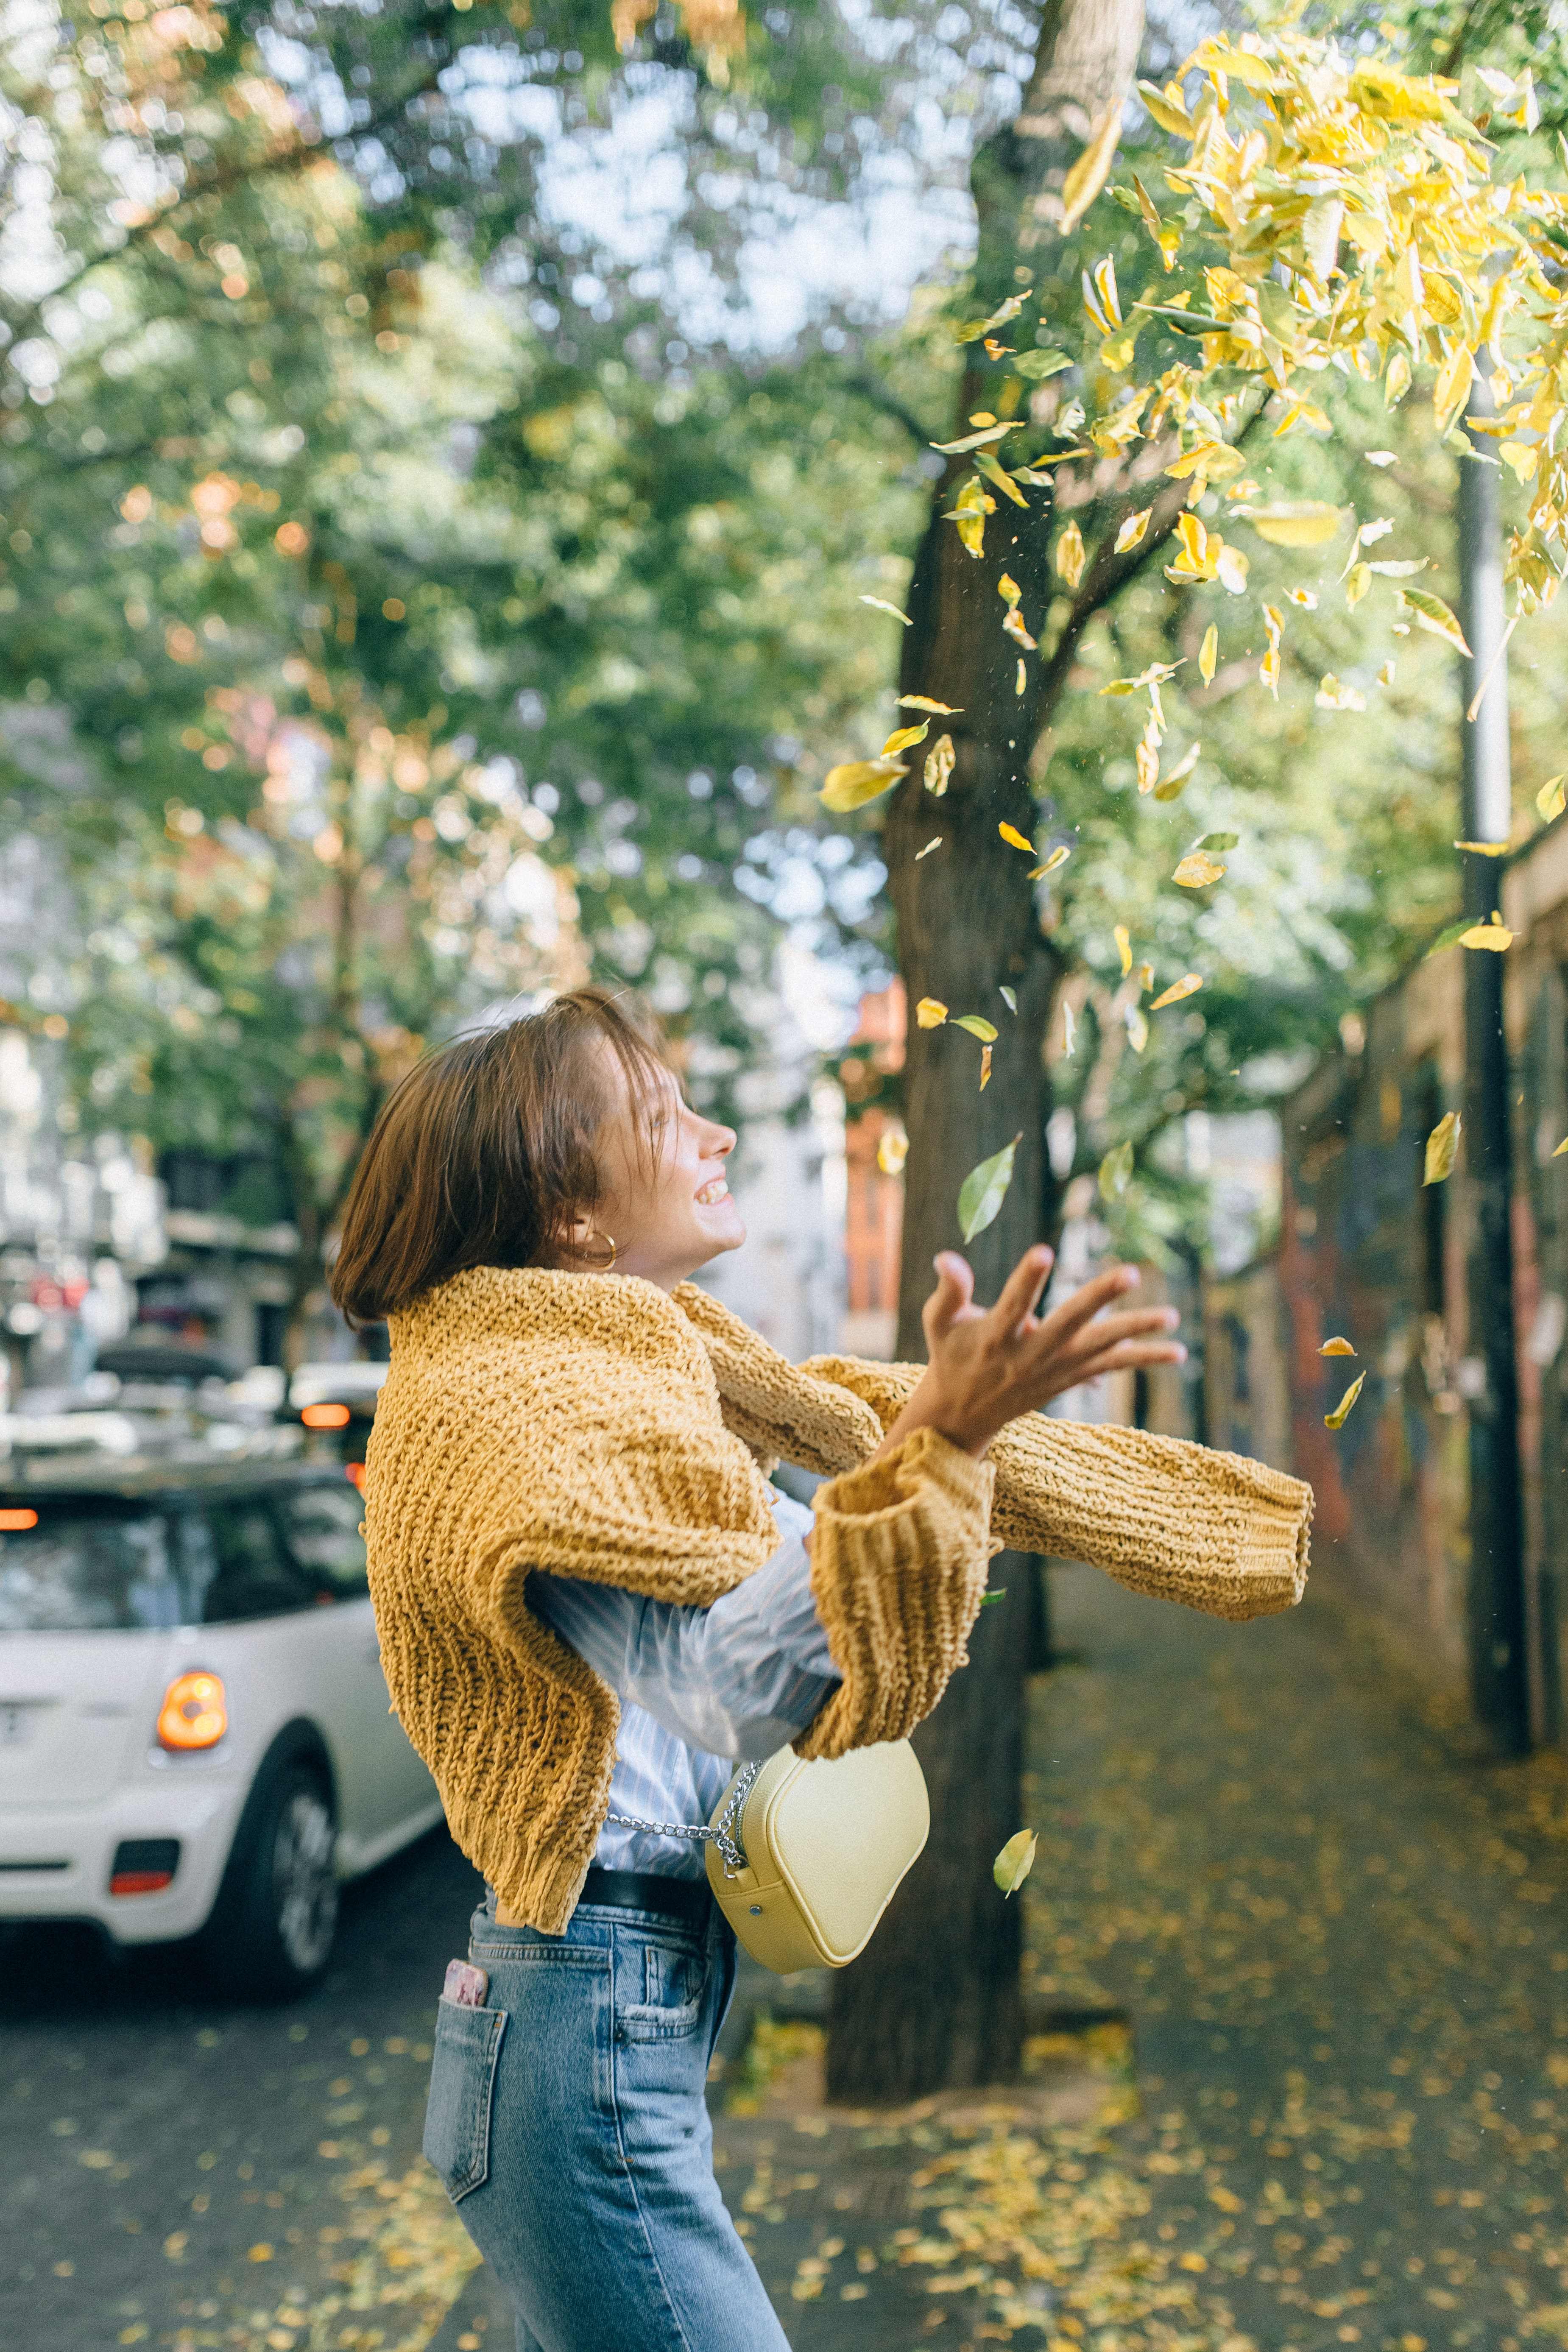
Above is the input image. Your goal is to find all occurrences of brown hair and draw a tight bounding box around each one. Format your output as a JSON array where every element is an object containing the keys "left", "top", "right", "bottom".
[{"left": 329, "top": 988, "right": 670, "bottom": 1324}]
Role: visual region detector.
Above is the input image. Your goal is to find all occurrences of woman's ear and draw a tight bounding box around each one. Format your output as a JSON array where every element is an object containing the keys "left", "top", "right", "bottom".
[{"left": 552, "top": 1213, "right": 595, "bottom": 1265}]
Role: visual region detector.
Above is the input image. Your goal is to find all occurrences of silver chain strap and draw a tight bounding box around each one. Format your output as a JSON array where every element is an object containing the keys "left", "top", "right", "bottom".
[{"left": 605, "top": 1759, "right": 763, "bottom": 1880}]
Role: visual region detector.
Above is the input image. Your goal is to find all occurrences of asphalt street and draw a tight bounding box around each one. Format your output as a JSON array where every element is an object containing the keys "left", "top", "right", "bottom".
[{"left": 0, "top": 1824, "right": 493, "bottom": 2352}]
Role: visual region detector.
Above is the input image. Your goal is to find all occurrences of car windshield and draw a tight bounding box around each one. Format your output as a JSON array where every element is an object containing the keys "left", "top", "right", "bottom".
[{"left": 0, "top": 1501, "right": 208, "bottom": 1633}]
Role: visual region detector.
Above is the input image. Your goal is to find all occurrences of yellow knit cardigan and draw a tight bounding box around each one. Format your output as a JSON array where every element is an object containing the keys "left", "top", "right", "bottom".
[{"left": 364, "top": 1265, "right": 1311, "bottom": 1932}]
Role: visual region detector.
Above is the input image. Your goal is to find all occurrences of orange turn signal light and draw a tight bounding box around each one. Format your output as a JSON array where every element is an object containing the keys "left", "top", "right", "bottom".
[
  {"left": 0, "top": 1508, "right": 39, "bottom": 1530},
  {"left": 302, "top": 1402, "right": 351, "bottom": 1429},
  {"left": 156, "top": 1671, "right": 228, "bottom": 1752}
]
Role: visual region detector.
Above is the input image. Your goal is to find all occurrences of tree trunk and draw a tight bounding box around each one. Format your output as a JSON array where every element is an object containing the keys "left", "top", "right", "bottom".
[{"left": 826, "top": 0, "right": 1146, "bottom": 2106}]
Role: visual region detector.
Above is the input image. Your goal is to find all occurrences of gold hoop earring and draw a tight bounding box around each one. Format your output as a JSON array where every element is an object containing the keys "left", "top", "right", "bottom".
[{"left": 581, "top": 1229, "right": 618, "bottom": 1272}]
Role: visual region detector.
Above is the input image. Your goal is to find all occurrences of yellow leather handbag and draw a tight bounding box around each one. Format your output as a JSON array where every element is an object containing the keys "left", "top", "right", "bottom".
[{"left": 701, "top": 1742, "right": 930, "bottom": 1973}]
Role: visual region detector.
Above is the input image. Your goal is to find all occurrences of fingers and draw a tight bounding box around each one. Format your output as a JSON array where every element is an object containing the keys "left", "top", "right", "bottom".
[
  {"left": 923, "top": 1251, "right": 975, "bottom": 1343},
  {"left": 1030, "top": 1262, "right": 1144, "bottom": 1353},
  {"left": 992, "top": 1243, "right": 1055, "bottom": 1334},
  {"left": 1071, "top": 1336, "right": 1188, "bottom": 1384},
  {"left": 1046, "top": 1302, "right": 1181, "bottom": 1380}
]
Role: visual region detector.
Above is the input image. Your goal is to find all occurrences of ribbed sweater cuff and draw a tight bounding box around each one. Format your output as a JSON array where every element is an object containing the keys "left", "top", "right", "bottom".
[{"left": 792, "top": 1426, "right": 993, "bottom": 1761}]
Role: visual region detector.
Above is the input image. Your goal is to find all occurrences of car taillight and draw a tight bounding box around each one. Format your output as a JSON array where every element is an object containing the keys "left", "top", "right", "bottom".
[
  {"left": 109, "top": 1838, "right": 180, "bottom": 1896},
  {"left": 302, "top": 1403, "right": 350, "bottom": 1429},
  {"left": 156, "top": 1671, "right": 228, "bottom": 1752}
]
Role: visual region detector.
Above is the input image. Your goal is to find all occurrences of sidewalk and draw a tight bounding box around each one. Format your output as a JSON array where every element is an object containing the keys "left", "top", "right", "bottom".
[{"left": 696, "top": 1561, "right": 1568, "bottom": 2352}]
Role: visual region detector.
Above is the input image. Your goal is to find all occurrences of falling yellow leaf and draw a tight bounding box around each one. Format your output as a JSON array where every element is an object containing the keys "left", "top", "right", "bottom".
[
  {"left": 898, "top": 695, "right": 962, "bottom": 714},
  {"left": 1136, "top": 735, "right": 1160, "bottom": 794},
  {"left": 1060, "top": 86, "right": 1128, "bottom": 234},
  {"left": 1460, "top": 914, "right": 1512, "bottom": 951},
  {"left": 1432, "top": 340, "right": 1474, "bottom": 432},
  {"left": 858, "top": 594, "right": 912, "bottom": 626},
  {"left": 1316, "top": 674, "right": 1366, "bottom": 712},
  {"left": 952, "top": 1014, "right": 999, "bottom": 1042},
  {"left": 979, "top": 1043, "right": 993, "bottom": 1090},
  {"left": 924, "top": 734, "right": 955, "bottom": 796},
  {"left": 1125, "top": 1003, "right": 1149, "bottom": 1053},
  {"left": 1216, "top": 541, "right": 1250, "bottom": 594},
  {"left": 998, "top": 822, "right": 1035, "bottom": 854},
  {"left": 1099, "top": 1138, "right": 1133, "bottom": 1198},
  {"left": 1173, "top": 851, "right": 1225, "bottom": 887},
  {"left": 1055, "top": 520, "right": 1086, "bottom": 588},
  {"left": 1149, "top": 973, "right": 1203, "bottom": 1010},
  {"left": 1003, "top": 604, "right": 1037, "bottom": 650},
  {"left": 876, "top": 1125, "right": 908, "bottom": 1176},
  {"left": 993, "top": 1827, "right": 1038, "bottom": 1896},
  {"left": 999, "top": 986, "right": 1017, "bottom": 1013},
  {"left": 1553, "top": 1134, "right": 1568, "bottom": 1158},
  {"left": 882, "top": 721, "right": 930, "bottom": 756},
  {"left": 977, "top": 450, "right": 1031, "bottom": 510},
  {"left": 820, "top": 758, "right": 907, "bottom": 812},
  {"left": 915, "top": 997, "right": 949, "bottom": 1029},
  {"left": 1424, "top": 1109, "right": 1461, "bottom": 1184},
  {"left": 1198, "top": 624, "right": 1218, "bottom": 685},
  {"left": 1385, "top": 350, "right": 1412, "bottom": 406},
  {"left": 1324, "top": 1371, "right": 1366, "bottom": 1430},
  {"left": 1454, "top": 839, "right": 1507, "bottom": 856},
  {"left": 1015, "top": 657, "right": 1027, "bottom": 695},
  {"left": 1345, "top": 561, "right": 1371, "bottom": 608},
  {"left": 1158, "top": 742, "right": 1201, "bottom": 797},
  {"left": 915, "top": 837, "right": 943, "bottom": 859},
  {"left": 1115, "top": 506, "right": 1152, "bottom": 554},
  {"left": 1398, "top": 586, "right": 1471, "bottom": 654},
  {"left": 1028, "top": 844, "right": 1071, "bottom": 879},
  {"left": 1244, "top": 500, "right": 1345, "bottom": 547},
  {"left": 1114, "top": 923, "right": 1132, "bottom": 976},
  {"left": 1377, "top": 658, "right": 1397, "bottom": 685},
  {"left": 1320, "top": 1336, "right": 1356, "bottom": 1356},
  {"left": 1537, "top": 773, "right": 1566, "bottom": 822},
  {"left": 1061, "top": 997, "right": 1077, "bottom": 1056},
  {"left": 1288, "top": 586, "right": 1319, "bottom": 608}
]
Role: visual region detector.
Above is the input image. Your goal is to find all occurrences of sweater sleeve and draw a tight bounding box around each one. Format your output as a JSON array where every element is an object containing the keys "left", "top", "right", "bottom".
[
  {"left": 799, "top": 1354, "right": 1311, "bottom": 1623},
  {"left": 790, "top": 1424, "right": 994, "bottom": 1762}
]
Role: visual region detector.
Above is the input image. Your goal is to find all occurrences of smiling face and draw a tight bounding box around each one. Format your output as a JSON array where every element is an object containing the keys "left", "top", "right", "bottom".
[{"left": 560, "top": 1040, "right": 745, "bottom": 1291}]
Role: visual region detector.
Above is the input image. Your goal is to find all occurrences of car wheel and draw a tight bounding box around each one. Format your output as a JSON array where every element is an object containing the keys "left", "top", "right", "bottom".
[{"left": 203, "top": 1758, "right": 340, "bottom": 2000}]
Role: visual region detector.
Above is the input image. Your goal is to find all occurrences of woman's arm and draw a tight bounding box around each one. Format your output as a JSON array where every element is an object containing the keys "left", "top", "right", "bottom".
[{"left": 527, "top": 1503, "right": 840, "bottom": 1763}]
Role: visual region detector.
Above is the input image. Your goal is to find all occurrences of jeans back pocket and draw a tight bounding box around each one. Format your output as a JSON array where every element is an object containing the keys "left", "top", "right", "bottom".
[{"left": 422, "top": 1998, "right": 507, "bottom": 2202}]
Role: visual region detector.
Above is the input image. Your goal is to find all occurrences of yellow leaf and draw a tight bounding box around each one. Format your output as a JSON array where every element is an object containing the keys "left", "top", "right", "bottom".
[
  {"left": 1199, "top": 624, "right": 1218, "bottom": 685},
  {"left": 1055, "top": 520, "right": 1086, "bottom": 588},
  {"left": 858, "top": 594, "right": 912, "bottom": 626},
  {"left": 1432, "top": 340, "right": 1474, "bottom": 433},
  {"left": 1115, "top": 506, "right": 1152, "bottom": 553},
  {"left": 1002, "top": 605, "right": 1038, "bottom": 651},
  {"left": 1345, "top": 561, "right": 1371, "bottom": 608},
  {"left": 1060, "top": 87, "right": 1128, "bottom": 234},
  {"left": 932, "top": 422, "right": 1018, "bottom": 455},
  {"left": 1173, "top": 851, "right": 1225, "bottom": 887},
  {"left": 1320, "top": 1337, "right": 1356, "bottom": 1356},
  {"left": 1015, "top": 657, "right": 1027, "bottom": 696},
  {"left": 924, "top": 734, "right": 955, "bottom": 796},
  {"left": 1553, "top": 1134, "right": 1568, "bottom": 1158},
  {"left": 979, "top": 1042, "right": 993, "bottom": 1090},
  {"left": 881, "top": 722, "right": 930, "bottom": 756},
  {"left": 1215, "top": 541, "right": 1250, "bottom": 595},
  {"left": 1028, "top": 844, "right": 1071, "bottom": 879},
  {"left": 898, "top": 695, "right": 962, "bottom": 714},
  {"left": 1125, "top": 1003, "right": 1148, "bottom": 1053},
  {"left": 915, "top": 997, "right": 949, "bottom": 1029},
  {"left": 1149, "top": 973, "right": 1203, "bottom": 1010},
  {"left": 952, "top": 1013, "right": 999, "bottom": 1042},
  {"left": 1114, "top": 923, "right": 1132, "bottom": 977},
  {"left": 1288, "top": 587, "right": 1319, "bottom": 608},
  {"left": 915, "top": 836, "right": 943, "bottom": 859},
  {"left": 1061, "top": 997, "right": 1077, "bottom": 1056},
  {"left": 1398, "top": 586, "right": 1471, "bottom": 654},
  {"left": 1460, "top": 915, "right": 1513, "bottom": 951},
  {"left": 1091, "top": 255, "right": 1122, "bottom": 329},
  {"left": 1136, "top": 79, "right": 1191, "bottom": 137},
  {"left": 1136, "top": 735, "right": 1160, "bottom": 793},
  {"left": 1316, "top": 674, "right": 1366, "bottom": 712},
  {"left": 1536, "top": 773, "right": 1566, "bottom": 822},
  {"left": 976, "top": 450, "right": 1030, "bottom": 509},
  {"left": 998, "top": 822, "right": 1035, "bottom": 854},
  {"left": 1423, "top": 1109, "right": 1461, "bottom": 1184},
  {"left": 820, "top": 758, "right": 907, "bottom": 812},
  {"left": 996, "top": 572, "right": 1021, "bottom": 605},
  {"left": 1453, "top": 839, "right": 1507, "bottom": 856},
  {"left": 993, "top": 1827, "right": 1038, "bottom": 1897},
  {"left": 1244, "top": 501, "right": 1345, "bottom": 547},
  {"left": 1324, "top": 1371, "right": 1366, "bottom": 1431},
  {"left": 1377, "top": 658, "right": 1396, "bottom": 686},
  {"left": 1385, "top": 351, "right": 1411, "bottom": 407},
  {"left": 876, "top": 1125, "right": 908, "bottom": 1175}
]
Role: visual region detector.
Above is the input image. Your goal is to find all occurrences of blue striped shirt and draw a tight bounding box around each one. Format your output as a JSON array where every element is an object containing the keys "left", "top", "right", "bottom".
[{"left": 525, "top": 1485, "right": 838, "bottom": 1880}]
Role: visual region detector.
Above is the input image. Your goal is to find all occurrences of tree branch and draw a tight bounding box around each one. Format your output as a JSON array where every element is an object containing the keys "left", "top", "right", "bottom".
[{"left": 843, "top": 369, "right": 941, "bottom": 451}]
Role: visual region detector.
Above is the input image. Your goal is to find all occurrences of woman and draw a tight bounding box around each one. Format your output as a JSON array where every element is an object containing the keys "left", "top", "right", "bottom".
[{"left": 330, "top": 987, "right": 1295, "bottom": 2352}]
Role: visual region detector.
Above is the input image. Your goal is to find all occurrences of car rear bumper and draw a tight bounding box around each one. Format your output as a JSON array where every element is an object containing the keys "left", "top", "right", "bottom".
[{"left": 0, "top": 1772, "right": 246, "bottom": 1944}]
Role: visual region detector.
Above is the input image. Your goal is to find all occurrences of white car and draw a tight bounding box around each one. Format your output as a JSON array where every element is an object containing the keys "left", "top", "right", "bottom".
[{"left": 0, "top": 1458, "right": 442, "bottom": 1997}]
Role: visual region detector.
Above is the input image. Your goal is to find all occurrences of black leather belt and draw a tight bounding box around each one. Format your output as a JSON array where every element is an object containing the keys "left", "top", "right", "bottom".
[{"left": 579, "top": 1864, "right": 713, "bottom": 1929}]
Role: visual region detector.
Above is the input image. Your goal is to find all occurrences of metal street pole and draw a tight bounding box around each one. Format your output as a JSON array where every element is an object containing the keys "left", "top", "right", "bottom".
[{"left": 1457, "top": 370, "right": 1529, "bottom": 1756}]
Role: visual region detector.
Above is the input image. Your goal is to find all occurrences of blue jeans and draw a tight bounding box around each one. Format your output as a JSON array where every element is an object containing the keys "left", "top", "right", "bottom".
[{"left": 423, "top": 1897, "right": 792, "bottom": 2352}]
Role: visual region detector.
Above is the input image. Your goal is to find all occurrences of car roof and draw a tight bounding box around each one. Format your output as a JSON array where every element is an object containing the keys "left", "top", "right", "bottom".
[{"left": 0, "top": 1457, "right": 347, "bottom": 1505}]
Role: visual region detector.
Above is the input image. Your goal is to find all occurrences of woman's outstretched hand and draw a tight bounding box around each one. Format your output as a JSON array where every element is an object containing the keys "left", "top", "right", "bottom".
[{"left": 872, "top": 1245, "right": 1186, "bottom": 1463}]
